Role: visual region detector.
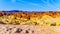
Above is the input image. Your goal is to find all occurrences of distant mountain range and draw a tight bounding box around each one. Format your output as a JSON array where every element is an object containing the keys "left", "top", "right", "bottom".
[{"left": 1, "top": 10, "right": 57, "bottom": 12}]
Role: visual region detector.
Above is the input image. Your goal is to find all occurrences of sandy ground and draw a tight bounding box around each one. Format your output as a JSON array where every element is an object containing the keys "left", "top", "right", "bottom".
[{"left": 0, "top": 24, "right": 60, "bottom": 34}]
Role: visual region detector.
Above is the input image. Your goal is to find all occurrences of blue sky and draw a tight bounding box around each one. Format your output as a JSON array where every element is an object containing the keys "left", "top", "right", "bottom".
[{"left": 0, "top": 0, "right": 60, "bottom": 11}]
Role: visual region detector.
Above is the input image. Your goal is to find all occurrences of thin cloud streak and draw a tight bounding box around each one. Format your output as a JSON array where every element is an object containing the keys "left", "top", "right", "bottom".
[
  {"left": 20, "top": 0, "right": 57, "bottom": 10},
  {"left": 18, "top": 0, "right": 46, "bottom": 9}
]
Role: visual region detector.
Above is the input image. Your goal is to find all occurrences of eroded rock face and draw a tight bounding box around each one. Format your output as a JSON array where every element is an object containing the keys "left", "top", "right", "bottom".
[
  {"left": 1, "top": 12, "right": 60, "bottom": 26},
  {"left": 0, "top": 24, "right": 60, "bottom": 34},
  {"left": 0, "top": 11, "right": 60, "bottom": 34}
]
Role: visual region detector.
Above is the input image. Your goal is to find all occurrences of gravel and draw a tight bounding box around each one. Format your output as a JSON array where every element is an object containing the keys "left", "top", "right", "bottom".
[{"left": 0, "top": 24, "right": 60, "bottom": 34}]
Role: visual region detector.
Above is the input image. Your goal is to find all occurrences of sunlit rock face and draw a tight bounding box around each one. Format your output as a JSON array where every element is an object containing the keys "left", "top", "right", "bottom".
[
  {"left": 0, "top": 11, "right": 60, "bottom": 34},
  {"left": 0, "top": 11, "right": 60, "bottom": 26}
]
